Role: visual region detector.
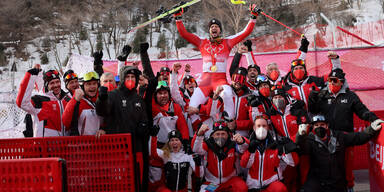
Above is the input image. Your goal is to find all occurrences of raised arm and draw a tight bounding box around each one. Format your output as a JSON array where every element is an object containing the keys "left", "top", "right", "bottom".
[
  {"left": 140, "top": 43, "right": 155, "bottom": 79},
  {"left": 16, "top": 68, "right": 42, "bottom": 116},
  {"left": 227, "top": 19, "right": 256, "bottom": 48},
  {"left": 175, "top": 19, "right": 202, "bottom": 48}
]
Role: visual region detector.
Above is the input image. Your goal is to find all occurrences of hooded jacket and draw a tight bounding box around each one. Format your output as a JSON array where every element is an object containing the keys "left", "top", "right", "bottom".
[{"left": 96, "top": 66, "right": 149, "bottom": 152}]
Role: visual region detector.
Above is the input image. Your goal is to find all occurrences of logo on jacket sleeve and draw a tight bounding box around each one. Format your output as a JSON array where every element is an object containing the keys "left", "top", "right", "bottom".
[
  {"left": 341, "top": 99, "right": 348, "bottom": 103},
  {"left": 135, "top": 102, "right": 141, "bottom": 108},
  {"left": 122, "top": 100, "right": 127, "bottom": 107}
]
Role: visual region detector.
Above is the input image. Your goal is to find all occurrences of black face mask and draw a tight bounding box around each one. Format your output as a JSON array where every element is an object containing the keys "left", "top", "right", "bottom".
[{"left": 315, "top": 127, "right": 327, "bottom": 138}]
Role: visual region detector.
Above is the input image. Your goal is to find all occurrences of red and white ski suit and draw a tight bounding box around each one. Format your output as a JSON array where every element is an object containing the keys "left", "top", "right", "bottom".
[
  {"left": 152, "top": 99, "right": 189, "bottom": 144},
  {"left": 232, "top": 89, "right": 253, "bottom": 138},
  {"left": 240, "top": 145, "right": 298, "bottom": 191},
  {"left": 176, "top": 19, "right": 256, "bottom": 120},
  {"left": 16, "top": 71, "right": 70, "bottom": 137},
  {"left": 192, "top": 134, "right": 249, "bottom": 192},
  {"left": 62, "top": 96, "right": 102, "bottom": 135}
]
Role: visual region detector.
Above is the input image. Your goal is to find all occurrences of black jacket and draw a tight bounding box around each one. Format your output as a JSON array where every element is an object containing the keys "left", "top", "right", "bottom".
[
  {"left": 96, "top": 86, "right": 149, "bottom": 152},
  {"left": 308, "top": 85, "right": 378, "bottom": 132},
  {"left": 297, "top": 126, "right": 378, "bottom": 192}
]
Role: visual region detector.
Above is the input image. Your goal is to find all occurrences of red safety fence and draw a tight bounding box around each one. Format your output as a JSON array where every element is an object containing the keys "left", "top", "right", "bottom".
[
  {"left": 0, "top": 134, "right": 135, "bottom": 192},
  {"left": 0, "top": 158, "right": 66, "bottom": 192}
]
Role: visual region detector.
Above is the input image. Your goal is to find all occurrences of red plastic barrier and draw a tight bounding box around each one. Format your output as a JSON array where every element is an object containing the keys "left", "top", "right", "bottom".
[
  {"left": 368, "top": 111, "right": 384, "bottom": 192},
  {"left": 0, "top": 134, "right": 135, "bottom": 192},
  {"left": 0, "top": 158, "right": 66, "bottom": 192}
]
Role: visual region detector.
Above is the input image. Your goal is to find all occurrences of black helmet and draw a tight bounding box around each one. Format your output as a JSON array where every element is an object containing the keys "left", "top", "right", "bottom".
[{"left": 168, "top": 130, "right": 182, "bottom": 141}]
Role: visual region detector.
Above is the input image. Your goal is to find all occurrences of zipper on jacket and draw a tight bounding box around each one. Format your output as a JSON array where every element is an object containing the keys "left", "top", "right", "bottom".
[
  {"left": 259, "top": 152, "right": 265, "bottom": 188},
  {"left": 282, "top": 114, "right": 289, "bottom": 138},
  {"left": 176, "top": 163, "right": 180, "bottom": 192},
  {"left": 219, "top": 160, "right": 222, "bottom": 184},
  {"left": 59, "top": 100, "right": 65, "bottom": 136},
  {"left": 297, "top": 85, "right": 307, "bottom": 105}
]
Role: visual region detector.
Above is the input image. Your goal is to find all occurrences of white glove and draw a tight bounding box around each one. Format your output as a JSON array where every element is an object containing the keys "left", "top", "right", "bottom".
[
  {"left": 298, "top": 124, "right": 308, "bottom": 135},
  {"left": 371, "top": 119, "right": 384, "bottom": 131}
]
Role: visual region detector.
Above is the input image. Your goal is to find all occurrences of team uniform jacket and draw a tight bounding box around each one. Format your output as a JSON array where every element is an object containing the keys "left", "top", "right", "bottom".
[
  {"left": 191, "top": 98, "right": 224, "bottom": 138},
  {"left": 152, "top": 99, "right": 189, "bottom": 144},
  {"left": 232, "top": 88, "right": 253, "bottom": 137},
  {"left": 248, "top": 95, "right": 273, "bottom": 123},
  {"left": 240, "top": 138, "right": 298, "bottom": 189},
  {"left": 268, "top": 100, "right": 308, "bottom": 141},
  {"left": 149, "top": 136, "right": 201, "bottom": 191},
  {"left": 297, "top": 126, "right": 378, "bottom": 192},
  {"left": 284, "top": 56, "right": 343, "bottom": 108},
  {"left": 170, "top": 72, "right": 194, "bottom": 137},
  {"left": 308, "top": 84, "right": 378, "bottom": 133},
  {"left": 16, "top": 71, "right": 70, "bottom": 137},
  {"left": 192, "top": 134, "right": 248, "bottom": 185},
  {"left": 62, "top": 96, "right": 102, "bottom": 135}
]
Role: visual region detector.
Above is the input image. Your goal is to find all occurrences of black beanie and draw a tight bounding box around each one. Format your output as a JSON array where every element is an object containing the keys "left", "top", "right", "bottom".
[{"left": 208, "top": 18, "right": 222, "bottom": 31}]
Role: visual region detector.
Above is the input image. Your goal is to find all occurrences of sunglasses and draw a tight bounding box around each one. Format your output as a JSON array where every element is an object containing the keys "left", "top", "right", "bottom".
[
  {"left": 45, "top": 70, "right": 59, "bottom": 78},
  {"left": 214, "top": 122, "right": 227, "bottom": 128},
  {"left": 327, "top": 77, "right": 340, "bottom": 84},
  {"left": 291, "top": 60, "right": 305, "bottom": 67},
  {"left": 232, "top": 74, "right": 246, "bottom": 84},
  {"left": 156, "top": 80, "right": 168, "bottom": 89},
  {"left": 65, "top": 73, "right": 78, "bottom": 80},
  {"left": 83, "top": 71, "right": 99, "bottom": 82}
]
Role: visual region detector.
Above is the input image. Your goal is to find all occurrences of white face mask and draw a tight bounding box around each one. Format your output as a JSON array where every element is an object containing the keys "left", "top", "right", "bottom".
[{"left": 255, "top": 128, "right": 268, "bottom": 140}]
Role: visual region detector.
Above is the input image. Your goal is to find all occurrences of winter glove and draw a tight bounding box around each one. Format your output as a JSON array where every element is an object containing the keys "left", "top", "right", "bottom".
[
  {"left": 183, "top": 139, "right": 193, "bottom": 154},
  {"left": 243, "top": 40, "right": 252, "bottom": 52},
  {"left": 308, "top": 88, "right": 320, "bottom": 105},
  {"left": 283, "top": 140, "right": 298, "bottom": 154},
  {"left": 173, "top": 1, "right": 188, "bottom": 20},
  {"left": 249, "top": 4, "right": 262, "bottom": 19},
  {"left": 298, "top": 124, "right": 308, "bottom": 135},
  {"left": 371, "top": 119, "right": 384, "bottom": 131},
  {"left": 193, "top": 154, "right": 202, "bottom": 166},
  {"left": 140, "top": 42, "right": 149, "bottom": 53},
  {"left": 248, "top": 139, "right": 258, "bottom": 153},
  {"left": 98, "top": 86, "right": 108, "bottom": 101},
  {"left": 299, "top": 37, "right": 310, "bottom": 53},
  {"left": 117, "top": 45, "right": 131, "bottom": 61},
  {"left": 247, "top": 95, "right": 261, "bottom": 107},
  {"left": 149, "top": 125, "right": 160, "bottom": 137},
  {"left": 27, "top": 68, "right": 41, "bottom": 75}
]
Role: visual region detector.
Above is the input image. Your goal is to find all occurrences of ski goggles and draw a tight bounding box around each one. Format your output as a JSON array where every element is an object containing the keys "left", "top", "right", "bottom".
[
  {"left": 45, "top": 70, "right": 59, "bottom": 79},
  {"left": 183, "top": 77, "right": 196, "bottom": 85},
  {"left": 232, "top": 74, "right": 246, "bottom": 84},
  {"left": 311, "top": 115, "right": 326, "bottom": 123},
  {"left": 83, "top": 71, "right": 99, "bottom": 82},
  {"left": 291, "top": 59, "right": 305, "bottom": 67},
  {"left": 271, "top": 85, "right": 282, "bottom": 91},
  {"left": 65, "top": 72, "right": 78, "bottom": 80},
  {"left": 160, "top": 71, "right": 170, "bottom": 76},
  {"left": 214, "top": 121, "right": 227, "bottom": 127},
  {"left": 327, "top": 77, "right": 340, "bottom": 84},
  {"left": 156, "top": 80, "right": 168, "bottom": 89},
  {"left": 256, "top": 75, "right": 268, "bottom": 83},
  {"left": 254, "top": 114, "right": 269, "bottom": 120}
]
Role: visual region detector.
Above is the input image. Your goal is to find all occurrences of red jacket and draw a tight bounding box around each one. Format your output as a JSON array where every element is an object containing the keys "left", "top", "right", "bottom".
[
  {"left": 269, "top": 103, "right": 308, "bottom": 141},
  {"left": 241, "top": 143, "right": 298, "bottom": 189},
  {"left": 233, "top": 89, "right": 253, "bottom": 137},
  {"left": 62, "top": 96, "right": 102, "bottom": 135},
  {"left": 152, "top": 99, "right": 189, "bottom": 143},
  {"left": 16, "top": 71, "right": 70, "bottom": 137},
  {"left": 285, "top": 76, "right": 325, "bottom": 109},
  {"left": 191, "top": 98, "right": 223, "bottom": 137},
  {"left": 192, "top": 134, "right": 248, "bottom": 185},
  {"left": 176, "top": 19, "right": 255, "bottom": 73}
]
